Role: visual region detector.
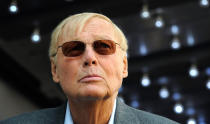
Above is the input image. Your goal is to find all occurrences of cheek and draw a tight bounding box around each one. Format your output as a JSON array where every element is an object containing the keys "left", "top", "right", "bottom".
[
  {"left": 101, "top": 56, "right": 124, "bottom": 88},
  {"left": 56, "top": 59, "right": 82, "bottom": 96},
  {"left": 111, "top": 56, "right": 124, "bottom": 77},
  {"left": 57, "top": 59, "right": 79, "bottom": 84}
]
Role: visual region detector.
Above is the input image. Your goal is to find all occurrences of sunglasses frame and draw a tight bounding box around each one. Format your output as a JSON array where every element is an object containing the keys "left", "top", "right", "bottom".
[{"left": 51, "top": 40, "right": 121, "bottom": 57}]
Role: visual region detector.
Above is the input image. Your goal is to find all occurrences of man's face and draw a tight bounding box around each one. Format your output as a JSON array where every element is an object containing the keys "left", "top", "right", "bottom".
[{"left": 51, "top": 17, "right": 128, "bottom": 101}]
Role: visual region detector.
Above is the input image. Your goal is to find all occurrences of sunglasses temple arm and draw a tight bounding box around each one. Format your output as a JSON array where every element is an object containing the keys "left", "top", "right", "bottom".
[{"left": 51, "top": 46, "right": 62, "bottom": 57}]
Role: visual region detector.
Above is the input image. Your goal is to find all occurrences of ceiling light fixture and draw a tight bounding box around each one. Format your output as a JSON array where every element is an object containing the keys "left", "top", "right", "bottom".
[
  {"left": 205, "top": 67, "right": 210, "bottom": 76},
  {"left": 189, "top": 64, "right": 199, "bottom": 78},
  {"left": 187, "top": 34, "right": 195, "bottom": 46},
  {"left": 157, "top": 76, "right": 168, "bottom": 85},
  {"left": 171, "top": 25, "right": 179, "bottom": 35},
  {"left": 171, "top": 36, "right": 181, "bottom": 50},
  {"left": 199, "top": 0, "right": 209, "bottom": 8},
  {"left": 31, "top": 28, "right": 41, "bottom": 43},
  {"left": 186, "top": 107, "right": 195, "bottom": 116},
  {"left": 187, "top": 117, "right": 197, "bottom": 124},
  {"left": 9, "top": 0, "right": 18, "bottom": 13},
  {"left": 206, "top": 79, "right": 210, "bottom": 90},
  {"left": 198, "top": 114, "right": 206, "bottom": 124},
  {"left": 140, "top": 4, "right": 150, "bottom": 19},
  {"left": 174, "top": 102, "right": 184, "bottom": 114},
  {"left": 172, "top": 92, "right": 181, "bottom": 101},
  {"left": 141, "top": 73, "right": 151, "bottom": 87},
  {"left": 139, "top": 42, "right": 148, "bottom": 56},
  {"left": 155, "top": 16, "right": 164, "bottom": 28},
  {"left": 159, "top": 87, "right": 170, "bottom": 99}
]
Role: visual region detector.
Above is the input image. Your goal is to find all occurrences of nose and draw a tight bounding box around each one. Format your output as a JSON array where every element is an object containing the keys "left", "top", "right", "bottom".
[{"left": 82, "top": 45, "right": 97, "bottom": 67}]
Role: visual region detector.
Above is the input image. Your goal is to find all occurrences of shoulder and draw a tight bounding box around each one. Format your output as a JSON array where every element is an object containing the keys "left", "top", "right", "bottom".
[
  {"left": 125, "top": 105, "right": 179, "bottom": 124},
  {"left": 115, "top": 99, "right": 180, "bottom": 124},
  {"left": 0, "top": 105, "right": 66, "bottom": 124}
]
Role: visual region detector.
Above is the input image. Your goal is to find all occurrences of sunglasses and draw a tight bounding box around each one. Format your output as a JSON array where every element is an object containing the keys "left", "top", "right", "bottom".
[{"left": 52, "top": 40, "right": 120, "bottom": 57}]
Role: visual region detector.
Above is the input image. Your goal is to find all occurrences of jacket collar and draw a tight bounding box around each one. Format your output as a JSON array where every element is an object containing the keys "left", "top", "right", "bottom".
[{"left": 114, "top": 98, "right": 136, "bottom": 124}]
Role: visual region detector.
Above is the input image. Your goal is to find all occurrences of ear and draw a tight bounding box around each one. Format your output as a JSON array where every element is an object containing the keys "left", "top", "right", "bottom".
[
  {"left": 50, "top": 58, "right": 60, "bottom": 83},
  {"left": 122, "top": 55, "right": 128, "bottom": 78}
]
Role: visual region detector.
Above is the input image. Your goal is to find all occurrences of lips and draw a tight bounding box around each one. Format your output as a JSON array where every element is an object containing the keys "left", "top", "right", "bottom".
[{"left": 79, "top": 74, "right": 103, "bottom": 82}]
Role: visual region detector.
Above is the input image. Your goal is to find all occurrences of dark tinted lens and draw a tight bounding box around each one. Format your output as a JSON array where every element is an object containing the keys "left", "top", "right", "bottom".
[
  {"left": 62, "top": 41, "right": 85, "bottom": 57},
  {"left": 93, "top": 40, "right": 116, "bottom": 55}
]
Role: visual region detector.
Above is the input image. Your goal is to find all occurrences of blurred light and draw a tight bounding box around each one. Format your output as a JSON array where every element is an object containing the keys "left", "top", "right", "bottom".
[
  {"left": 155, "top": 16, "right": 164, "bottom": 28},
  {"left": 157, "top": 76, "right": 168, "bottom": 85},
  {"left": 31, "top": 28, "right": 41, "bottom": 43},
  {"left": 172, "top": 92, "right": 181, "bottom": 101},
  {"left": 174, "top": 103, "right": 184, "bottom": 114},
  {"left": 159, "top": 87, "right": 169, "bottom": 99},
  {"left": 140, "top": 4, "right": 150, "bottom": 19},
  {"left": 187, "top": 34, "right": 195, "bottom": 46},
  {"left": 205, "top": 67, "right": 210, "bottom": 76},
  {"left": 198, "top": 115, "right": 206, "bottom": 124},
  {"left": 130, "top": 100, "right": 140, "bottom": 108},
  {"left": 189, "top": 64, "right": 199, "bottom": 78},
  {"left": 171, "top": 37, "right": 181, "bottom": 50},
  {"left": 186, "top": 108, "right": 195, "bottom": 115},
  {"left": 171, "top": 25, "right": 179, "bottom": 35},
  {"left": 206, "top": 79, "right": 210, "bottom": 90},
  {"left": 9, "top": 1, "right": 18, "bottom": 13},
  {"left": 187, "top": 118, "right": 197, "bottom": 124},
  {"left": 199, "top": 0, "right": 209, "bottom": 7},
  {"left": 139, "top": 42, "right": 148, "bottom": 56},
  {"left": 198, "top": 121, "right": 206, "bottom": 124},
  {"left": 141, "top": 73, "right": 151, "bottom": 87}
]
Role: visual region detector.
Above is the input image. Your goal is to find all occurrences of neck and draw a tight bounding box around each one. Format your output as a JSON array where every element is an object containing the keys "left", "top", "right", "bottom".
[{"left": 68, "top": 95, "right": 117, "bottom": 124}]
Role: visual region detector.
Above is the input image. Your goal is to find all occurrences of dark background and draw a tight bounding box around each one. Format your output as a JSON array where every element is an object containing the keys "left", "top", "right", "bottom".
[{"left": 0, "top": 0, "right": 210, "bottom": 123}]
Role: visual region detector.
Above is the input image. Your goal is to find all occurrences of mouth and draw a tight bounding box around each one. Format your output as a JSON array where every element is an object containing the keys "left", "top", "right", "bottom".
[{"left": 79, "top": 74, "right": 103, "bottom": 82}]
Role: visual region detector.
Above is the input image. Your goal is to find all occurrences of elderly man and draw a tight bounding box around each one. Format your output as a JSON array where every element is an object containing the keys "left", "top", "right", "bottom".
[{"left": 0, "top": 12, "right": 179, "bottom": 124}]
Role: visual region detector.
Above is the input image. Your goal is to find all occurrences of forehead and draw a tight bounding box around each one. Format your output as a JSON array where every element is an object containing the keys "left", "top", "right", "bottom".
[
  {"left": 60, "top": 17, "right": 117, "bottom": 43},
  {"left": 81, "top": 18, "right": 114, "bottom": 33}
]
